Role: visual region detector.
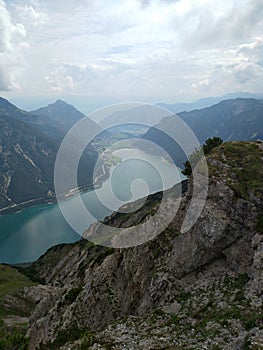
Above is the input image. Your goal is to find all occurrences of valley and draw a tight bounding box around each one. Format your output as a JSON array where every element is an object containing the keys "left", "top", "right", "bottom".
[
  {"left": 1, "top": 1, "right": 263, "bottom": 348},
  {"left": 0, "top": 141, "right": 262, "bottom": 349},
  {"left": 0, "top": 96, "right": 262, "bottom": 349},
  {"left": 0, "top": 147, "right": 184, "bottom": 263}
]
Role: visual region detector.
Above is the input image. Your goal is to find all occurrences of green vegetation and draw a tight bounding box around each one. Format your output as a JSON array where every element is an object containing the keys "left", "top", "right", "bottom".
[
  {"left": 210, "top": 141, "right": 263, "bottom": 199},
  {"left": 193, "top": 304, "right": 262, "bottom": 332},
  {"left": 39, "top": 327, "right": 96, "bottom": 349},
  {"left": 0, "top": 323, "right": 29, "bottom": 350},
  {"left": 17, "top": 239, "right": 115, "bottom": 284},
  {"left": 106, "top": 154, "right": 121, "bottom": 166},
  {"left": 0, "top": 264, "right": 35, "bottom": 350},
  {"left": 79, "top": 333, "right": 97, "bottom": 349},
  {"left": 181, "top": 160, "right": 192, "bottom": 176},
  {"left": 64, "top": 287, "right": 83, "bottom": 304},
  {"left": 189, "top": 273, "right": 262, "bottom": 334},
  {"left": 0, "top": 264, "right": 35, "bottom": 303},
  {"left": 203, "top": 137, "right": 223, "bottom": 155},
  {"left": 167, "top": 313, "right": 180, "bottom": 326},
  {"left": 182, "top": 137, "right": 223, "bottom": 176}
]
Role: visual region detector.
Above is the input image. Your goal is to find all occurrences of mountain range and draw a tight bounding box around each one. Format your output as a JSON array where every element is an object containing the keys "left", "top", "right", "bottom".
[
  {"left": 2, "top": 140, "right": 262, "bottom": 349},
  {"left": 0, "top": 94, "right": 263, "bottom": 348},
  {"left": 0, "top": 98, "right": 100, "bottom": 212},
  {"left": 99, "top": 93, "right": 262, "bottom": 127},
  {"left": 1, "top": 95, "right": 263, "bottom": 211},
  {"left": 141, "top": 98, "right": 263, "bottom": 166},
  {"left": 157, "top": 92, "right": 262, "bottom": 113}
]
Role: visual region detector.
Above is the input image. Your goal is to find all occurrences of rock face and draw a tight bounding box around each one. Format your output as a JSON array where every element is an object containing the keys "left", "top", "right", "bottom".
[{"left": 25, "top": 141, "right": 263, "bottom": 349}]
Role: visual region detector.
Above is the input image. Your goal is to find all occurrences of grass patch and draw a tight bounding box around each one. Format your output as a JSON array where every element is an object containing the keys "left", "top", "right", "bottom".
[
  {"left": 39, "top": 327, "right": 95, "bottom": 349},
  {"left": 209, "top": 141, "right": 263, "bottom": 199},
  {"left": 0, "top": 325, "right": 29, "bottom": 350},
  {"left": 0, "top": 264, "right": 35, "bottom": 349},
  {"left": 0, "top": 264, "right": 35, "bottom": 301}
]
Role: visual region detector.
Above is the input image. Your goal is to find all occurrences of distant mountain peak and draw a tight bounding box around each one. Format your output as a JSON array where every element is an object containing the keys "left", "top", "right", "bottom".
[
  {"left": 0, "top": 96, "right": 21, "bottom": 113},
  {"left": 54, "top": 99, "right": 69, "bottom": 105},
  {"left": 31, "top": 99, "right": 100, "bottom": 132},
  {"left": 45, "top": 99, "right": 74, "bottom": 109}
]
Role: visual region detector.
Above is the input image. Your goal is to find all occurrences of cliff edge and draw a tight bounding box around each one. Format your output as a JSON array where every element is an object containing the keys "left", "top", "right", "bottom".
[{"left": 22, "top": 141, "right": 263, "bottom": 349}]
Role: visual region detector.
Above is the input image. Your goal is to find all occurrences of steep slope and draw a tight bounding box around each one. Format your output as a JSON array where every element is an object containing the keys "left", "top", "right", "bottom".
[
  {"left": 141, "top": 98, "right": 263, "bottom": 167},
  {"left": 0, "top": 97, "right": 99, "bottom": 212},
  {"left": 21, "top": 141, "right": 263, "bottom": 349},
  {"left": 0, "top": 101, "right": 58, "bottom": 210},
  {"left": 0, "top": 97, "right": 65, "bottom": 141},
  {"left": 31, "top": 99, "right": 100, "bottom": 137}
]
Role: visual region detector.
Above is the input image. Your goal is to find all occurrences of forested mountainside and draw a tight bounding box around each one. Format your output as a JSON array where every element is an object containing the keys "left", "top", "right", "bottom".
[
  {"left": 0, "top": 97, "right": 99, "bottom": 211},
  {"left": 2, "top": 141, "right": 261, "bottom": 349},
  {"left": 141, "top": 98, "right": 263, "bottom": 167}
]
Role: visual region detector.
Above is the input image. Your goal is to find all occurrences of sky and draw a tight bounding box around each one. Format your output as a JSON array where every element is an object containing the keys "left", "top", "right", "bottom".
[{"left": 0, "top": 0, "right": 263, "bottom": 112}]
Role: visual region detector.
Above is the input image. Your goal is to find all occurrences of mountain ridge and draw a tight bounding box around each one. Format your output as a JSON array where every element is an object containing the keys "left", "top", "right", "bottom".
[
  {"left": 11, "top": 140, "right": 262, "bottom": 349},
  {"left": 140, "top": 98, "right": 263, "bottom": 167},
  {"left": 157, "top": 92, "right": 262, "bottom": 113},
  {"left": 0, "top": 97, "right": 99, "bottom": 212}
]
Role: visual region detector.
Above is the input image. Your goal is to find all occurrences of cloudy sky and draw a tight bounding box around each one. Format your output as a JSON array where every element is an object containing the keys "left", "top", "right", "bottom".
[{"left": 1, "top": 0, "right": 263, "bottom": 111}]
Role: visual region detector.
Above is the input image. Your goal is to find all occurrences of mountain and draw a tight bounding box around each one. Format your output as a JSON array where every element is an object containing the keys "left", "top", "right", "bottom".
[
  {"left": 157, "top": 92, "right": 261, "bottom": 113},
  {"left": 100, "top": 104, "right": 171, "bottom": 129},
  {"left": 0, "top": 97, "right": 99, "bottom": 212},
  {"left": 0, "top": 98, "right": 58, "bottom": 209},
  {"left": 6, "top": 141, "right": 262, "bottom": 349},
  {"left": 140, "top": 98, "right": 263, "bottom": 166},
  {"left": 31, "top": 99, "right": 100, "bottom": 136}
]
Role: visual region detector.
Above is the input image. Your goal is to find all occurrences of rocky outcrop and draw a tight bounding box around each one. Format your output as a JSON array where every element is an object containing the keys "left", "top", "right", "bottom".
[{"left": 25, "top": 141, "right": 263, "bottom": 349}]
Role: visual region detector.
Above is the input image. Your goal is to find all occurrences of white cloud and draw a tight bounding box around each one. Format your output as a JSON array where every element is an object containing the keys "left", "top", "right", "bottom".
[
  {"left": 170, "top": 0, "right": 263, "bottom": 50},
  {"left": 44, "top": 66, "right": 76, "bottom": 92},
  {"left": 15, "top": 4, "right": 48, "bottom": 26},
  {"left": 0, "top": 0, "right": 28, "bottom": 90},
  {"left": 1, "top": 0, "right": 263, "bottom": 102}
]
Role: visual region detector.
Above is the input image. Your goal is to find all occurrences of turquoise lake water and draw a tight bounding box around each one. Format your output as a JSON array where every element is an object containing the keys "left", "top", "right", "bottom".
[{"left": 0, "top": 149, "right": 184, "bottom": 263}]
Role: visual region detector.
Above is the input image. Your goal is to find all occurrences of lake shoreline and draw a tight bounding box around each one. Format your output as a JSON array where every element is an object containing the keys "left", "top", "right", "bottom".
[
  {"left": 0, "top": 164, "right": 111, "bottom": 217},
  {"left": 0, "top": 148, "right": 185, "bottom": 264},
  {"left": 0, "top": 148, "right": 179, "bottom": 217},
  {"left": 0, "top": 150, "right": 122, "bottom": 217}
]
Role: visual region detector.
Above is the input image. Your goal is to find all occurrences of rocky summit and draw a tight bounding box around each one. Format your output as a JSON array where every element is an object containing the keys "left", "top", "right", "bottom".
[{"left": 2, "top": 141, "right": 263, "bottom": 349}]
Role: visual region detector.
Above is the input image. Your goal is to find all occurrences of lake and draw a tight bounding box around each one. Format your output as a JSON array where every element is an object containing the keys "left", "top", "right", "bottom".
[{"left": 0, "top": 149, "right": 185, "bottom": 263}]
